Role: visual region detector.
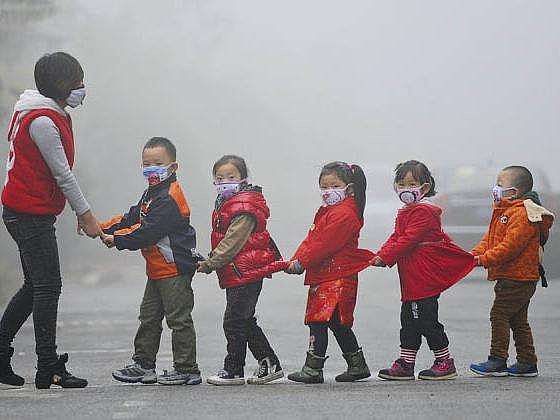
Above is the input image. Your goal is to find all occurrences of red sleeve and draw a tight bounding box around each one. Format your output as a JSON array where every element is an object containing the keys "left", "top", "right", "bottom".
[
  {"left": 293, "top": 208, "right": 360, "bottom": 268},
  {"left": 377, "top": 206, "right": 437, "bottom": 267}
]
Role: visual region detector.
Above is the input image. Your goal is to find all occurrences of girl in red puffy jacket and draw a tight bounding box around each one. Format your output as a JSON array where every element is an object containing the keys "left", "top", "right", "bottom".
[
  {"left": 197, "top": 155, "right": 286, "bottom": 386},
  {"left": 372, "top": 160, "right": 474, "bottom": 381},
  {"left": 285, "top": 162, "right": 375, "bottom": 384}
]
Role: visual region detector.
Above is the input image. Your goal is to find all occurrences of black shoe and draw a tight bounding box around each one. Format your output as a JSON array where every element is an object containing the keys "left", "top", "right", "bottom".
[
  {"left": 0, "top": 347, "right": 25, "bottom": 387},
  {"left": 35, "top": 353, "right": 88, "bottom": 389},
  {"left": 247, "top": 357, "right": 284, "bottom": 385}
]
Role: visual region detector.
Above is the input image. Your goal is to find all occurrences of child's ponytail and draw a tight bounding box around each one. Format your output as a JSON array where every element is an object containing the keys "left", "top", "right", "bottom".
[{"left": 350, "top": 164, "right": 367, "bottom": 219}]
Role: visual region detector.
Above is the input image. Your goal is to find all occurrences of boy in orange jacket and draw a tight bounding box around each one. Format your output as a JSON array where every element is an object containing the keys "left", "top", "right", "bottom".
[{"left": 470, "top": 166, "right": 554, "bottom": 377}]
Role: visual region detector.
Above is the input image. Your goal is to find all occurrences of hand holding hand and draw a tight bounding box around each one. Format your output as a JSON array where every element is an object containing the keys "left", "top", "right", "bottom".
[
  {"left": 101, "top": 234, "right": 115, "bottom": 248},
  {"left": 285, "top": 260, "right": 304, "bottom": 275},
  {"left": 197, "top": 262, "right": 213, "bottom": 274},
  {"left": 370, "top": 256, "right": 386, "bottom": 267},
  {"left": 77, "top": 210, "right": 103, "bottom": 238}
]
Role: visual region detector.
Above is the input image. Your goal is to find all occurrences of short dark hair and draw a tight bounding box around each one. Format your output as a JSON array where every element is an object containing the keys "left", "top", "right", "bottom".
[
  {"left": 34, "top": 52, "right": 84, "bottom": 101},
  {"left": 143, "top": 137, "right": 176, "bottom": 160},
  {"left": 212, "top": 155, "right": 248, "bottom": 179},
  {"left": 319, "top": 161, "right": 367, "bottom": 219},
  {"left": 503, "top": 165, "right": 533, "bottom": 194},
  {"left": 394, "top": 160, "right": 436, "bottom": 197}
]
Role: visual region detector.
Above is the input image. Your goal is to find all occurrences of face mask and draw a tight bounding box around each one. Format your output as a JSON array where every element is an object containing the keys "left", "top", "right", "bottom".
[
  {"left": 321, "top": 187, "right": 347, "bottom": 206},
  {"left": 66, "top": 87, "right": 86, "bottom": 108},
  {"left": 214, "top": 180, "right": 246, "bottom": 199},
  {"left": 492, "top": 185, "right": 517, "bottom": 202},
  {"left": 396, "top": 185, "right": 426, "bottom": 205},
  {"left": 143, "top": 164, "right": 174, "bottom": 186}
]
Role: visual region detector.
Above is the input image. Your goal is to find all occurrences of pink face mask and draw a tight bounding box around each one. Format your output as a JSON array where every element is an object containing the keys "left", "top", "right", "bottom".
[{"left": 214, "top": 179, "right": 246, "bottom": 199}]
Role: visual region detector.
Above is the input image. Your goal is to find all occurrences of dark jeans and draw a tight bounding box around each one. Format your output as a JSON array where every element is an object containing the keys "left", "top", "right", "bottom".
[
  {"left": 490, "top": 279, "right": 537, "bottom": 364},
  {"left": 223, "top": 280, "right": 278, "bottom": 374},
  {"left": 0, "top": 211, "right": 61, "bottom": 370},
  {"left": 308, "top": 309, "right": 359, "bottom": 357},
  {"left": 400, "top": 295, "right": 449, "bottom": 351}
]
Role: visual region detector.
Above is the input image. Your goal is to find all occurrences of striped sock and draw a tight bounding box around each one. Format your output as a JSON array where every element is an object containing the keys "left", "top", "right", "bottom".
[
  {"left": 400, "top": 348, "right": 417, "bottom": 364},
  {"left": 434, "top": 347, "right": 450, "bottom": 361}
]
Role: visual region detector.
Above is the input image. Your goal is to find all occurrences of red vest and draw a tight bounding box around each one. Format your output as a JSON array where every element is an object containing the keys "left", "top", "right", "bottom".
[
  {"left": 2, "top": 109, "right": 74, "bottom": 216},
  {"left": 211, "top": 190, "right": 282, "bottom": 289}
]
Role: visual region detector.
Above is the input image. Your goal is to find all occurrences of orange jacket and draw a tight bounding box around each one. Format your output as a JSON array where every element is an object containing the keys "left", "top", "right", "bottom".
[{"left": 472, "top": 199, "right": 554, "bottom": 281}]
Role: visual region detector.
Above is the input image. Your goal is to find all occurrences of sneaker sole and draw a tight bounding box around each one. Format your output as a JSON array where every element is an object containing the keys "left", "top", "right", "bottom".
[
  {"left": 112, "top": 373, "right": 157, "bottom": 384},
  {"left": 378, "top": 373, "right": 415, "bottom": 381},
  {"left": 158, "top": 377, "right": 203, "bottom": 386},
  {"left": 247, "top": 370, "right": 284, "bottom": 385},
  {"left": 0, "top": 383, "right": 24, "bottom": 390},
  {"left": 469, "top": 367, "right": 508, "bottom": 377},
  {"left": 418, "top": 372, "right": 458, "bottom": 381},
  {"left": 206, "top": 377, "right": 245, "bottom": 386},
  {"left": 508, "top": 372, "right": 538, "bottom": 377}
]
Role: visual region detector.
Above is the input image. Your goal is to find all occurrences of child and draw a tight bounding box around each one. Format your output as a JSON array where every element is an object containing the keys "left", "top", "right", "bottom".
[
  {"left": 103, "top": 137, "right": 201, "bottom": 386},
  {"left": 373, "top": 160, "right": 474, "bottom": 381},
  {"left": 470, "top": 166, "right": 554, "bottom": 377},
  {"left": 197, "top": 155, "right": 286, "bottom": 386},
  {"left": 286, "top": 162, "right": 374, "bottom": 384}
]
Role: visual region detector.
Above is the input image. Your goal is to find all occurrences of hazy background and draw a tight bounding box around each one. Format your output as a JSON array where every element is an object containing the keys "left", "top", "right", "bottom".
[{"left": 1, "top": 0, "right": 559, "bottom": 297}]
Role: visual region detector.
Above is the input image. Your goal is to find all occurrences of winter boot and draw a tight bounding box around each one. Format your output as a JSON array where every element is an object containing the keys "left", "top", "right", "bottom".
[
  {"left": 0, "top": 347, "right": 24, "bottom": 387},
  {"left": 335, "top": 348, "right": 371, "bottom": 382},
  {"left": 378, "top": 358, "right": 415, "bottom": 380},
  {"left": 418, "top": 358, "right": 458, "bottom": 380},
  {"left": 287, "top": 351, "right": 328, "bottom": 384},
  {"left": 35, "top": 353, "right": 88, "bottom": 389}
]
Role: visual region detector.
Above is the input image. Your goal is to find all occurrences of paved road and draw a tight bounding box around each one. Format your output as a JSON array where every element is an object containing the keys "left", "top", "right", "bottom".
[{"left": 1, "top": 267, "right": 559, "bottom": 419}]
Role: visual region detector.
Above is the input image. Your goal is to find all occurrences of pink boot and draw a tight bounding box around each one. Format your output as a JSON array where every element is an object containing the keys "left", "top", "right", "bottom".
[
  {"left": 378, "top": 358, "right": 415, "bottom": 380},
  {"left": 418, "top": 358, "right": 457, "bottom": 380}
]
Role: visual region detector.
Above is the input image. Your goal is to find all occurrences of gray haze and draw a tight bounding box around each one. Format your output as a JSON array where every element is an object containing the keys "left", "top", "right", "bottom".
[{"left": 1, "top": 0, "right": 559, "bottom": 277}]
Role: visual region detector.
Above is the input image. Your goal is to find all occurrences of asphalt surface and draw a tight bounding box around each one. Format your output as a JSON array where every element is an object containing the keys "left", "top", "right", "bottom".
[{"left": 1, "top": 265, "right": 559, "bottom": 420}]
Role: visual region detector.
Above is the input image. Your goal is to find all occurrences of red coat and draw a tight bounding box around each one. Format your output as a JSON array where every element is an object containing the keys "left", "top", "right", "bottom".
[
  {"left": 293, "top": 197, "right": 375, "bottom": 286},
  {"left": 294, "top": 197, "right": 374, "bottom": 327},
  {"left": 2, "top": 109, "right": 75, "bottom": 215},
  {"left": 211, "top": 189, "right": 285, "bottom": 289},
  {"left": 377, "top": 202, "right": 475, "bottom": 302}
]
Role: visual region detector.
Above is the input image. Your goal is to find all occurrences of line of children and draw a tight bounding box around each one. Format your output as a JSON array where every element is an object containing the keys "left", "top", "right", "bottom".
[{"left": 3, "top": 124, "right": 550, "bottom": 387}]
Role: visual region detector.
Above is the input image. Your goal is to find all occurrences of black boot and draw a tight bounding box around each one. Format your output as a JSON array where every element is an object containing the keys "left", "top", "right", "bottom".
[
  {"left": 287, "top": 351, "right": 328, "bottom": 384},
  {"left": 335, "top": 348, "right": 371, "bottom": 382},
  {"left": 35, "top": 353, "right": 88, "bottom": 389},
  {"left": 0, "top": 347, "right": 25, "bottom": 387}
]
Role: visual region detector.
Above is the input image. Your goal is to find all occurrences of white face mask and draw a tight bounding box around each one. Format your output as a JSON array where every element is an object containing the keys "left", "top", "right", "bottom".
[
  {"left": 395, "top": 185, "right": 426, "bottom": 205},
  {"left": 492, "top": 185, "right": 517, "bottom": 202},
  {"left": 321, "top": 187, "right": 347, "bottom": 206},
  {"left": 214, "top": 179, "right": 246, "bottom": 199},
  {"left": 66, "top": 87, "right": 86, "bottom": 108}
]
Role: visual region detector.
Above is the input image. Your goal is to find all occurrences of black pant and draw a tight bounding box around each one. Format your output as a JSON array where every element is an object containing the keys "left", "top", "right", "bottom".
[
  {"left": 308, "top": 310, "right": 359, "bottom": 357},
  {"left": 0, "top": 211, "right": 61, "bottom": 370},
  {"left": 400, "top": 295, "right": 449, "bottom": 351},
  {"left": 223, "top": 280, "right": 278, "bottom": 374}
]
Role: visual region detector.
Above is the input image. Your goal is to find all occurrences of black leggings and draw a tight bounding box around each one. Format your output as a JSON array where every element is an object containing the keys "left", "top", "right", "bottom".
[{"left": 308, "top": 311, "right": 359, "bottom": 357}]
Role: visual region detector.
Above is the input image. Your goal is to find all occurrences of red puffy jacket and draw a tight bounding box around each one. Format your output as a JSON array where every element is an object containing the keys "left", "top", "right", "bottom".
[
  {"left": 2, "top": 109, "right": 74, "bottom": 215},
  {"left": 293, "top": 197, "right": 375, "bottom": 286},
  {"left": 211, "top": 189, "right": 284, "bottom": 289},
  {"left": 377, "top": 202, "right": 475, "bottom": 301}
]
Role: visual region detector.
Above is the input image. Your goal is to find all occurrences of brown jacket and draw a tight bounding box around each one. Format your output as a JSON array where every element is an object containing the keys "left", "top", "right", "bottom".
[{"left": 472, "top": 199, "right": 554, "bottom": 281}]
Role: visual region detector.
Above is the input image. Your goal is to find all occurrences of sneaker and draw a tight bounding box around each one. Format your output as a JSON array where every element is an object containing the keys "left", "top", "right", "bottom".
[
  {"left": 378, "top": 358, "right": 415, "bottom": 381},
  {"left": 206, "top": 369, "right": 245, "bottom": 386},
  {"left": 35, "top": 353, "right": 88, "bottom": 389},
  {"left": 418, "top": 358, "right": 458, "bottom": 380},
  {"left": 112, "top": 361, "right": 157, "bottom": 384},
  {"left": 157, "top": 369, "right": 202, "bottom": 385},
  {"left": 507, "top": 362, "right": 538, "bottom": 377},
  {"left": 0, "top": 347, "right": 25, "bottom": 387},
  {"left": 470, "top": 356, "right": 508, "bottom": 377},
  {"left": 247, "top": 357, "right": 284, "bottom": 385}
]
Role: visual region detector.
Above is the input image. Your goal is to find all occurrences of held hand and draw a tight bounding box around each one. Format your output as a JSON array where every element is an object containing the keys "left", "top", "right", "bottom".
[
  {"left": 77, "top": 210, "right": 103, "bottom": 238},
  {"left": 197, "top": 262, "right": 213, "bottom": 274},
  {"left": 101, "top": 234, "right": 115, "bottom": 248},
  {"left": 285, "top": 260, "right": 304, "bottom": 275},
  {"left": 370, "top": 256, "right": 386, "bottom": 267},
  {"left": 473, "top": 255, "right": 482, "bottom": 266}
]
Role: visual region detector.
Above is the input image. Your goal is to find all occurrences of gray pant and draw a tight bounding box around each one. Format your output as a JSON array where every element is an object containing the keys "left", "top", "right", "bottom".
[{"left": 133, "top": 274, "right": 199, "bottom": 374}]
